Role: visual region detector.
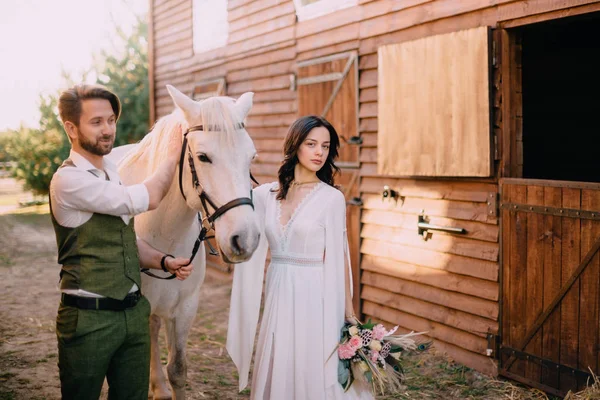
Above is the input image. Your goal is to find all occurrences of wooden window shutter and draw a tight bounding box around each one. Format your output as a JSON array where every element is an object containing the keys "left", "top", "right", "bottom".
[
  {"left": 378, "top": 26, "right": 492, "bottom": 177},
  {"left": 192, "top": 77, "right": 226, "bottom": 101},
  {"left": 297, "top": 51, "right": 359, "bottom": 168}
]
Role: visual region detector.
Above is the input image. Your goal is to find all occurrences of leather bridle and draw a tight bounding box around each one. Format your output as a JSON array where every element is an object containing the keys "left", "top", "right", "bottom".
[{"left": 141, "top": 122, "right": 257, "bottom": 280}]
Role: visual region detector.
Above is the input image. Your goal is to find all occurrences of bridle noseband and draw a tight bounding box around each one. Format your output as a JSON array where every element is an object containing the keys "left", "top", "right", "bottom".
[{"left": 141, "top": 122, "right": 258, "bottom": 280}]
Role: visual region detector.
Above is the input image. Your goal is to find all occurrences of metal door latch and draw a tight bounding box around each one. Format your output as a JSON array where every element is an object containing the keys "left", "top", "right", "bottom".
[{"left": 418, "top": 211, "right": 467, "bottom": 240}]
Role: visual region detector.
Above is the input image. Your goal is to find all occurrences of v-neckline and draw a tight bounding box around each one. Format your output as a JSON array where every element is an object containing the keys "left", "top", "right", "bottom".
[{"left": 276, "top": 182, "right": 323, "bottom": 236}]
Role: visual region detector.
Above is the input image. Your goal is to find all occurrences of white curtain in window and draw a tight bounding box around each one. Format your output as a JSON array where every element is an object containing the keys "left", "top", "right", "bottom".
[{"left": 193, "top": 0, "right": 228, "bottom": 54}]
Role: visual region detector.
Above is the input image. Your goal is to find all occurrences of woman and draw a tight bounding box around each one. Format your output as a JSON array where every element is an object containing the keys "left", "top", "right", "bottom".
[{"left": 227, "top": 116, "right": 373, "bottom": 399}]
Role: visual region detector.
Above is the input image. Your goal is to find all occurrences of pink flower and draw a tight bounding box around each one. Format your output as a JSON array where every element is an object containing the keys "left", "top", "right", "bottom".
[
  {"left": 372, "top": 324, "right": 387, "bottom": 341},
  {"left": 338, "top": 343, "right": 356, "bottom": 359},
  {"left": 370, "top": 350, "right": 380, "bottom": 363},
  {"left": 348, "top": 336, "right": 362, "bottom": 350}
]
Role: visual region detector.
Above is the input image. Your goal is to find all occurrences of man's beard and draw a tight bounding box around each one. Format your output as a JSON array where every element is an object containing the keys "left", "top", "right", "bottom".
[{"left": 78, "top": 131, "right": 114, "bottom": 156}]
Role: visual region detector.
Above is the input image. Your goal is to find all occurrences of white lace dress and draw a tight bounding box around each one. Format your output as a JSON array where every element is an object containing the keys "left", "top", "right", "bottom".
[{"left": 227, "top": 182, "right": 373, "bottom": 400}]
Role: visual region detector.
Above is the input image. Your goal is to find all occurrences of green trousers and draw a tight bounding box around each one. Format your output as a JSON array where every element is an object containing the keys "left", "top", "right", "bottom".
[{"left": 56, "top": 295, "right": 151, "bottom": 400}]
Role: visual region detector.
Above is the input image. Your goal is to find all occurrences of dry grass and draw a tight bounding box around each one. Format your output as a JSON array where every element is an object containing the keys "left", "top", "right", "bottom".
[
  {"left": 378, "top": 352, "right": 600, "bottom": 400},
  {"left": 378, "top": 350, "right": 560, "bottom": 400},
  {"left": 564, "top": 371, "right": 600, "bottom": 400}
]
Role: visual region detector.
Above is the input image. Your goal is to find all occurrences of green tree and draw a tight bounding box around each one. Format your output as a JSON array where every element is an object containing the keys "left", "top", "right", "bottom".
[
  {"left": 0, "top": 130, "right": 17, "bottom": 163},
  {"left": 6, "top": 127, "right": 68, "bottom": 196},
  {"left": 96, "top": 21, "right": 149, "bottom": 145},
  {"left": 7, "top": 19, "right": 149, "bottom": 196}
]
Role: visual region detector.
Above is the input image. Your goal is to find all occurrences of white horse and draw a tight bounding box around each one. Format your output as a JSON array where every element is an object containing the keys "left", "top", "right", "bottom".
[{"left": 109, "top": 85, "right": 261, "bottom": 399}]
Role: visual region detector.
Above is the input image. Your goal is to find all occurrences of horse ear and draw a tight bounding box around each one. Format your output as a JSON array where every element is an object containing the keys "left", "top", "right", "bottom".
[
  {"left": 166, "top": 85, "right": 197, "bottom": 120},
  {"left": 236, "top": 92, "right": 254, "bottom": 118}
]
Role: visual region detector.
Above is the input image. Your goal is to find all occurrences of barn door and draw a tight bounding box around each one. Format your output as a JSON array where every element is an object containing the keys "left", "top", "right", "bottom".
[
  {"left": 297, "top": 51, "right": 362, "bottom": 312},
  {"left": 499, "top": 178, "right": 600, "bottom": 396}
]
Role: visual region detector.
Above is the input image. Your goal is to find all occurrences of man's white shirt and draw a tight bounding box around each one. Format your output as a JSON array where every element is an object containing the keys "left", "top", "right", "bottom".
[{"left": 50, "top": 149, "right": 149, "bottom": 298}]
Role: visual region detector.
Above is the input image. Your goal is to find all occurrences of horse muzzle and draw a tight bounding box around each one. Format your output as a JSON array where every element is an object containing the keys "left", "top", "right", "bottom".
[{"left": 219, "top": 231, "right": 260, "bottom": 264}]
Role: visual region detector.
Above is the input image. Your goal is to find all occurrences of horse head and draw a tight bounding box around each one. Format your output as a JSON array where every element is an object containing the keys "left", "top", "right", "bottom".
[{"left": 167, "top": 85, "right": 260, "bottom": 264}]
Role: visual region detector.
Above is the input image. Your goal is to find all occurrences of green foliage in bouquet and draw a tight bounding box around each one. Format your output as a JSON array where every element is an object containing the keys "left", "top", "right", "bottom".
[{"left": 335, "top": 319, "right": 431, "bottom": 395}]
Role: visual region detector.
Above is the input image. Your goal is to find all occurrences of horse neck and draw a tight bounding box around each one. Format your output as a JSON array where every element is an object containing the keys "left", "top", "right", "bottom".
[{"left": 137, "top": 176, "right": 198, "bottom": 252}]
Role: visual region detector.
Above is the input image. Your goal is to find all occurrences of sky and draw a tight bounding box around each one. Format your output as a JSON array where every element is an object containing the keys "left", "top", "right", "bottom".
[{"left": 0, "top": 0, "right": 148, "bottom": 131}]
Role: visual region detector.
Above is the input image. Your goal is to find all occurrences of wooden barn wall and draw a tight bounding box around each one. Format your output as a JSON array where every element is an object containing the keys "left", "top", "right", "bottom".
[{"left": 150, "top": 0, "right": 600, "bottom": 376}]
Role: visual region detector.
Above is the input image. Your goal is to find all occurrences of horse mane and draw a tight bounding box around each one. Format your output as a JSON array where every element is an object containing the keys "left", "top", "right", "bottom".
[{"left": 120, "top": 96, "right": 244, "bottom": 176}]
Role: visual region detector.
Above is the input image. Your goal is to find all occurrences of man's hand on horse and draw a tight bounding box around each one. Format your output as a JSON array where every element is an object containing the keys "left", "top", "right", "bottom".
[{"left": 165, "top": 256, "right": 194, "bottom": 280}]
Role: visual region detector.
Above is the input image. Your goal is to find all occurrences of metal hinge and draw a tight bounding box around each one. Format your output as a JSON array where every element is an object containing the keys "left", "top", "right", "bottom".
[
  {"left": 493, "top": 133, "right": 500, "bottom": 160},
  {"left": 500, "top": 203, "right": 600, "bottom": 220},
  {"left": 487, "top": 192, "right": 498, "bottom": 219},
  {"left": 486, "top": 333, "right": 500, "bottom": 358}
]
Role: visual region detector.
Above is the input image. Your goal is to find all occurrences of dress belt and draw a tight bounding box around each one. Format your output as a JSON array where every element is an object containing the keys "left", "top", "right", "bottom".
[{"left": 270, "top": 252, "right": 323, "bottom": 267}]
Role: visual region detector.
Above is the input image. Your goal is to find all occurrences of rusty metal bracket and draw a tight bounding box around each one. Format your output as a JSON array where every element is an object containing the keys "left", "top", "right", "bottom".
[
  {"left": 500, "top": 202, "right": 600, "bottom": 220},
  {"left": 487, "top": 192, "right": 498, "bottom": 218}
]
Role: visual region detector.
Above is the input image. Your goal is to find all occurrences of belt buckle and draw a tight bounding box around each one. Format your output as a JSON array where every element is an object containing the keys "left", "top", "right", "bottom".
[{"left": 126, "top": 292, "right": 140, "bottom": 308}]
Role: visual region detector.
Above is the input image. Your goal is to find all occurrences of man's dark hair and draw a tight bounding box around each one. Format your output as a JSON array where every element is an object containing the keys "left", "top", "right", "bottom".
[{"left": 58, "top": 84, "right": 121, "bottom": 127}]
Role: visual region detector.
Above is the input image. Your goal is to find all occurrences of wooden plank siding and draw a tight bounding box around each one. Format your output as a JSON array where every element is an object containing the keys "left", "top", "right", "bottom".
[{"left": 150, "top": 0, "right": 600, "bottom": 377}]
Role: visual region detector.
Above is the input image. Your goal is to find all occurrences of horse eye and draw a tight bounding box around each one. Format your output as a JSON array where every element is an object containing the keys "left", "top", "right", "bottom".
[{"left": 198, "top": 154, "right": 211, "bottom": 163}]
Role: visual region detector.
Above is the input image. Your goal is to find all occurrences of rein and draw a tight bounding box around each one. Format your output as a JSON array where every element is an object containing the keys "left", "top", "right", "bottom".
[{"left": 142, "top": 123, "right": 257, "bottom": 280}]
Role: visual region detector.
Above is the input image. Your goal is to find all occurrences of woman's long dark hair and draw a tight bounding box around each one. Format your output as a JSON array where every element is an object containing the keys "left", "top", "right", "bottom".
[{"left": 276, "top": 115, "right": 340, "bottom": 200}]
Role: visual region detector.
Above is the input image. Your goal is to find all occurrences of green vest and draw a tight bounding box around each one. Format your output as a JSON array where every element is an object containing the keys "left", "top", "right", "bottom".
[{"left": 50, "top": 164, "right": 142, "bottom": 300}]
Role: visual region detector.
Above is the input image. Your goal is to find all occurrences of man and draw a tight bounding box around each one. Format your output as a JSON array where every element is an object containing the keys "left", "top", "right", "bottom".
[{"left": 49, "top": 84, "right": 192, "bottom": 399}]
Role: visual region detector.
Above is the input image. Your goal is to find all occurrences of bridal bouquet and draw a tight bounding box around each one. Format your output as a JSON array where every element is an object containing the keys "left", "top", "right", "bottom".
[{"left": 335, "top": 319, "right": 429, "bottom": 394}]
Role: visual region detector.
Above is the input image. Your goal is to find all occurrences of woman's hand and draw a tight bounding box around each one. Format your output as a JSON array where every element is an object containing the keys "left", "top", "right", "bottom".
[
  {"left": 165, "top": 256, "right": 194, "bottom": 280},
  {"left": 345, "top": 312, "right": 360, "bottom": 326}
]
